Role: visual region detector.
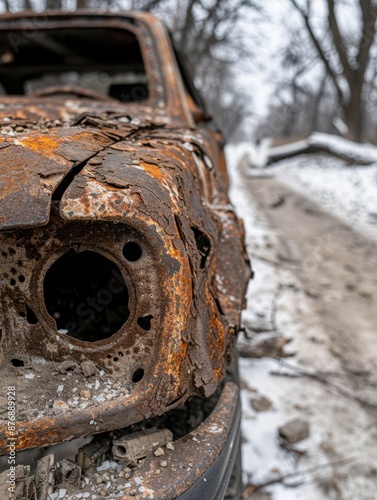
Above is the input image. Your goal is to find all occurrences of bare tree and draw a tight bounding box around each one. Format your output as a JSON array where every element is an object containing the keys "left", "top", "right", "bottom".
[
  {"left": 133, "top": 0, "right": 260, "bottom": 137},
  {"left": 288, "top": 0, "right": 377, "bottom": 142}
]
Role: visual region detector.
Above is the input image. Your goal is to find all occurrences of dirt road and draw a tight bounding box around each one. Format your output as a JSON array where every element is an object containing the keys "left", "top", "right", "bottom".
[
  {"left": 232, "top": 163, "right": 377, "bottom": 499},
  {"left": 248, "top": 175, "right": 377, "bottom": 397}
]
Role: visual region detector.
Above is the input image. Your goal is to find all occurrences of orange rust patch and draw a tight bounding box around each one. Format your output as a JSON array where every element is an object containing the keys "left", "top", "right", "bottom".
[
  {"left": 17, "top": 135, "right": 63, "bottom": 157},
  {"left": 140, "top": 160, "right": 166, "bottom": 182},
  {"left": 169, "top": 342, "right": 188, "bottom": 373},
  {"left": 72, "top": 131, "right": 106, "bottom": 143},
  {"left": 206, "top": 287, "right": 226, "bottom": 363}
]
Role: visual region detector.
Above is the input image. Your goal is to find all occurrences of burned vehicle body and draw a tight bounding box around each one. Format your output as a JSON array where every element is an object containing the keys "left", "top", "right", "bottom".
[{"left": 0, "top": 11, "right": 250, "bottom": 499}]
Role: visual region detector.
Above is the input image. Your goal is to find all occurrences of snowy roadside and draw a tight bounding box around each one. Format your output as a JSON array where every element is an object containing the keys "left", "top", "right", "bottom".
[
  {"left": 226, "top": 146, "right": 377, "bottom": 499},
  {"left": 270, "top": 155, "right": 377, "bottom": 242},
  {"left": 227, "top": 140, "right": 377, "bottom": 242}
]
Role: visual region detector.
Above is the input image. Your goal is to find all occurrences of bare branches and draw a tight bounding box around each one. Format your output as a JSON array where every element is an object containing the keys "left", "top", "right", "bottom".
[
  {"left": 133, "top": 0, "right": 162, "bottom": 10},
  {"left": 272, "top": 361, "right": 377, "bottom": 418},
  {"left": 243, "top": 456, "right": 358, "bottom": 496},
  {"left": 140, "top": 0, "right": 260, "bottom": 137},
  {"left": 356, "top": 0, "right": 377, "bottom": 76},
  {"left": 288, "top": 0, "right": 345, "bottom": 105},
  {"left": 327, "top": 0, "right": 353, "bottom": 84},
  {"left": 286, "top": 0, "right": 377, "bottom": 141}
]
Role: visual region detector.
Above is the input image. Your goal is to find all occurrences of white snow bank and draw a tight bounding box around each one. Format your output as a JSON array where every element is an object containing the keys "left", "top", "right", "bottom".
[
  {"left": 268, "top": 133, "right": 377, "bottom": 165},
  {"left": 270, "top": 154, "right": 377, "bottom": 241},
  {"left": 236, "top": 133, "right": 377, "bottom": 167},
  {"left": 227, "top": 142, "right": 377, "bottom": 241},
  {"left": 309, "top": 133, "right": 377, "bottom": 164}
]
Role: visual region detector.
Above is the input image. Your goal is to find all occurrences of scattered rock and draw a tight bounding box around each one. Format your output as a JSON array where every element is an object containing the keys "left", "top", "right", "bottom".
[
  {"left": 269, "top": 194, "right": 285, "bottom": 209},
  {"left": 240, "top": 379, "right": 258, "bottom": 392},
  {"left": 53, "top": 400, "right": 70, "bottom": 413},
  {"left": 243, "top": 318, "right": 275, "bottom": 334},
  {"left": 239, "top": 335, "right": 294, "bottom": 359},
  {"left": 250, "top": 396, "right": 272, "bottom": 412},
  {"left": 160, "top": 460, "right": 168, "bottom": 468},
  {"left": 303, "top": 286, "right": 321, "bottom": 298},
  {"left": 154, "top": 447, "right": 164, "bottom": 457},
  {"left": 81, "top": 361, "right": 97, "bottom": 377},
  {"left": 279, "top": 418, "right": 309, "bottom": 444},
  {"left": 166, "top": 442, "right": 175, "bottom": 450},
  {"left": 320, "top": 441, "right": 335, "bottom": 454},
  {"left": 359, "top": 286, "right": 373, "bottom": 299},
  {"left": 80, "top": 390, "right": 91, "bottom": 399},
  {"left": 58, "top": 361, "right": 79, "bottom": 374}
]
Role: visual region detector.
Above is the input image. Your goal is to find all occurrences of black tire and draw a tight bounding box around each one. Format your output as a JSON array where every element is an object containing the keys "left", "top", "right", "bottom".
[{"left": 224, "top": 349, "right": 243, "bottom": 500}]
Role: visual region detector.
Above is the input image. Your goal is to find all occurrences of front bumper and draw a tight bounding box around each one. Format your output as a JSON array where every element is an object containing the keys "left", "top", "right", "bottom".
[
  {"left": 179, "top": 383, "right": 241, "bottom": 500},
  {"left": 114, "top": 381, "right": 241, "bottom": 499}
]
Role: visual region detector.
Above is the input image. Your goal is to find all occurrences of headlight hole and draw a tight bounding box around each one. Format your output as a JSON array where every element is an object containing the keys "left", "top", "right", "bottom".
[{"left": 44, "top": 249, "right": 130, "bottom": 342}]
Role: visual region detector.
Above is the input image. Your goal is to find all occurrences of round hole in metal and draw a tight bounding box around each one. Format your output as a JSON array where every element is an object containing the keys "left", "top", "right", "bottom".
[
  {"left": 44, "top": 249, "right": 130, "bottom": 342},
  {"left": 132, "top": 368, "right": 144, "bottom": 383},
  {"left": 137, "top": 315, "right": 153, "bottom": 331},
  {"left": 122, "top": 242, "right": 142, "bottom": 262}
]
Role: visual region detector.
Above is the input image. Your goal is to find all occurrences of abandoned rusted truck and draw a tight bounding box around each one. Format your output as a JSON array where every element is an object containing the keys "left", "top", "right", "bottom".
[{"left": 0, "top": 10, "right": 250, "bottom": 499}]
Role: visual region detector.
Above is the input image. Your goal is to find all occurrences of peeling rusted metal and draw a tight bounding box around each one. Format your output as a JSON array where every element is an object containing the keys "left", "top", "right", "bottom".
[{"left": 0, "top": 10, "right": 250, "bottom": 462}]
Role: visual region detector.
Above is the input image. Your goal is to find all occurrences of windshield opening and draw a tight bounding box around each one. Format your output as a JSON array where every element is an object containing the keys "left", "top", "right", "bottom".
[{"left": 0, "top": 27, "right": 149, "bottom": 102}]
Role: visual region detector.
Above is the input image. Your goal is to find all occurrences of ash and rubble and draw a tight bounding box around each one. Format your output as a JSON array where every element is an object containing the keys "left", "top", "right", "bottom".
[
  {"left": 0, "top": 357, "right": 221, "bottom": 499},
  {"left": 0, "top": 359, "right": 133, "bottom": 424}
]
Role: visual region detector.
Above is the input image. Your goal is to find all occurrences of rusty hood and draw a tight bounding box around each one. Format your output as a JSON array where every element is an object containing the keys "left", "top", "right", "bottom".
[{"left": 0, "top": 98, "right": 176, "bottom": 231}]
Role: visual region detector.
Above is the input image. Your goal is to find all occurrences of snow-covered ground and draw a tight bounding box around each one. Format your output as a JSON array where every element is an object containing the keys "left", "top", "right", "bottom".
[
  {"left": 226, "top": 143, "right": 377, "bottom": 499},
  {"left": 271, "top": 155, "right": 377, "bottom": 242},
  {"left": 228, "top": 139, "right": 377, "bottom": 242}
]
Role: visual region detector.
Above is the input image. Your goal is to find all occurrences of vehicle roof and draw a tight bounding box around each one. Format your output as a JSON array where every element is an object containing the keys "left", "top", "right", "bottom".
[{"left": 0, "top": 10, "right": 194, "bottom": 128}]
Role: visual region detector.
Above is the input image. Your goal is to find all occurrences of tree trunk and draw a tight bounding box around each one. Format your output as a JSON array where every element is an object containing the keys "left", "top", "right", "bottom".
[{"left": 344, "top": 78, "right": 363, "bottom": 143}]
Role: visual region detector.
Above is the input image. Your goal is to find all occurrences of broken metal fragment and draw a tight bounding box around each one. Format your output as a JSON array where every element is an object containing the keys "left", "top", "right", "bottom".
[
  {"left": 54, "top": 459, "right": 81, "bottom": 493},
  {"left": 76, "top": 436, "right": 112, "bottom": 472},
  {"left": 35, "top": 454, "right": 55, "bottom": 500},
  {"left": 0, "top": 464, "right": 36, "bottom": 500},
  {"left": 112, "top": 428, "right": 173, "bottom": 464}
]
